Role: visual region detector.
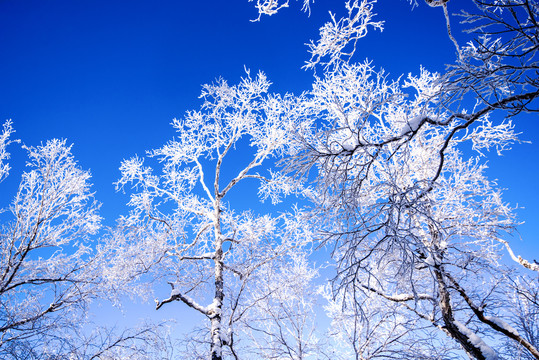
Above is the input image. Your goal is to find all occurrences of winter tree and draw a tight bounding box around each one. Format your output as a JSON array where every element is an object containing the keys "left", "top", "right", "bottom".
[
  {"left": 110, "top": 71, "right": 316, "bottom": 360},
  {"left": 283, "top": 60, "right": 539, "bottom": 358},
  {"left": 248, "top": 0, "right": 539, "bottom": 357},
  {"left": 0, "top": 132, "right": 101, "bottom": 353},
  {"left": 245, "top": 1, "right": 539, "bottom": 359},
  {"left": 0, "top": 121, "right": 169, "bottom": 359}
]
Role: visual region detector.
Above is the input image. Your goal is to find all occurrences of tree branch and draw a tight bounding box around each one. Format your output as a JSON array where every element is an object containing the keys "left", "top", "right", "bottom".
[
  {"left": 155, "top": 282, "right": 208, "bottom": 316},
  {"left": 445, "top": 272, "right": 539, "bottom": 359}
]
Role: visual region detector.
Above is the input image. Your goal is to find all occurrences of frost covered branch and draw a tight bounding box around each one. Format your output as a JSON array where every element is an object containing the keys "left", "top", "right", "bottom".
[
  {"left": 445, "top": 271, "right": 539, "bottom": 358},
  {"left": 155, "top": 282, "right": 209, "bottom": 315},
  {"left": 0, "top": 120, "right": 16, "bottom": 184},
  {"left": 249, "top": 0, "right": 313, "bottom": 20},
  {"left": 305, "top": 0, "right": 383, "bottom": 70}
]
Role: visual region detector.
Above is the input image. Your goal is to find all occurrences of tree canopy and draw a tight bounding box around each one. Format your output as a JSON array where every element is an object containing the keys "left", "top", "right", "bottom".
[{"left": 1, "top": 0, "right": 538, "bottom": 359}]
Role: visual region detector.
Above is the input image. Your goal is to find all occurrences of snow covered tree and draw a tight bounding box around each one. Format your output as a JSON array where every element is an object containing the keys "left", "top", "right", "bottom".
[
  {"left": 110, "top": 71, "right": 315, "bottom": 360},
  {"left": 0, "top": 136, "right": 102, "bottom": 354},
  {"left": 283, "top": 60, "right": 538, "bottom": 358},
  {"left": 248, "top": 0, "right": 539, "bottom": 358},
  {"left": 0, "top": 123, "right": 168, "bottom": 359}
]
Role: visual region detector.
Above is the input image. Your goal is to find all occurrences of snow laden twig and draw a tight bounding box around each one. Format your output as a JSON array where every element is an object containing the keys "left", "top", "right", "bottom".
[
  {"left": 249, "top": 0, "right": 313, "bottom": 21},
  {"left": 358, "top": 282, "right": 436, "bottom": 304},
  {"left": 0, "top": 120, "right": 17, "bottom": 184},
  {"left": 497, "top": 237, "right": 539, "bottom": 272},
  {"left": 305, "top": 0, "right": 384, "bottom": 70}
]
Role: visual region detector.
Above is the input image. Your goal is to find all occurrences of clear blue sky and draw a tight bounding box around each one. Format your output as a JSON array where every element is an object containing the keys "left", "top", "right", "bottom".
[{"left": 0, "top": 0, "right": 537, "bottom": 288}]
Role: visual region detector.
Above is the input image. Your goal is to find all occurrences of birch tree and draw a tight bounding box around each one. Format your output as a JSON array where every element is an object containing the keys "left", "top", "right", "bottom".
[
  {"left": 0, "top": 136, "right": 102, "bottom": 353},
  {"left": 283, "top": 59, "right": 537, "bottom": 358},
  {"left": 247, "top": 0, "right": 539, "bottom": 357},
  {"left": 111, "top": 71, "right": 315, "bottom": 360},
  {"left": 0, "top": 122, "right": 169, "bottom": 359}
]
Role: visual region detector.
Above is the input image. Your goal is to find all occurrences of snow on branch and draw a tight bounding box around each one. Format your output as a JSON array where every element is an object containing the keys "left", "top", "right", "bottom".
[
  {"left": 463, "top": 118, "right": 522, "bottom": 156},
  {"left": 155, "top": 282, "right": 209, "bottom": 315},
  {"left": 444, "top": 271, "right": 539, "bottom": 357},
  {"left": 453, "top": 320, "right": 498, "bottom": 360},
  {"left": 250, "top": 0, "right": 290, "bottom": 20},
  {"left": 497, "top": 238, "right": 539, "bottom": 272},
  {"left": 399, "top": 115, "right": 428, "bottom": 136},
  {"left": 359, "top": 283, "right": 435, "bottom": 303}
]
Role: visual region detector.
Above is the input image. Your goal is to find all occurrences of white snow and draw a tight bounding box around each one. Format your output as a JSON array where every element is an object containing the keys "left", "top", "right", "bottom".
[
  {"left": 390, "top": 293, "right": 414, "bottom": 301},
  {"left": 388, "top": 292, "right": 433, "bottom": 302},
  {"left": 400, "top": 115, "right": 426, "bottom": 136},
  {"left": 484, "top": 316, "right": 520, "bottom": 337},
  {"left": 454, "top": 320, "right": 498, "bottom": 360},
  {"left": 341, "top": 142, "right": 356, "bottom": 152},
  {"left": 424, "top": 254, "right": 435, "bottom": 266},
  {"left": 220, "top": 327, "right": 232, "bottom": 344},
  {"left": 207, "top": 298, "right": 222, "bottom": 316}
]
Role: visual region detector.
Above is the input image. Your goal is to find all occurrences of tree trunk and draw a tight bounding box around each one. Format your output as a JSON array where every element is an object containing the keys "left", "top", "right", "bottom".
[
  {"left": 210, "top": 255, "right": 224, "bottom": 359},
  {"left": 210, "top": 204, "right": 224, "bottom": 360}
]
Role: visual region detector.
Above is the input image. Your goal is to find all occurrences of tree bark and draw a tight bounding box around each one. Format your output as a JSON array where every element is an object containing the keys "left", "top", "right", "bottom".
[
  {"left": 434, "top": 266, "right": 491, "bottom": 360},
  {"left": 210, "top": 202, "right": 225, "bottom": 360}
]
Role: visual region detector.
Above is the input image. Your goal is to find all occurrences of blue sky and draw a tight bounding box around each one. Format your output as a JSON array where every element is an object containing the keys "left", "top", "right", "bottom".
[{"left": 0, "top": 0, "right": 537, "bottom": 318}]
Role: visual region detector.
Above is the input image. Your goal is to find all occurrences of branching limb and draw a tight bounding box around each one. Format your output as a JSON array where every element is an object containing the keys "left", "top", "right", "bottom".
[
  {"left": 445, "top": 272, "right": 539, "bottom": 359},
  {"left": 195, "top": 158, "right": 215, "bottom": 203},
  {"left": 497, "top": 237, "right": 539, "bottom": 272},
  {"left": 155, "top": 282, "right": 208, "bottom": 316},
  {"left": 359, "top": 283, "right": 436, "bottom": 303}
]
